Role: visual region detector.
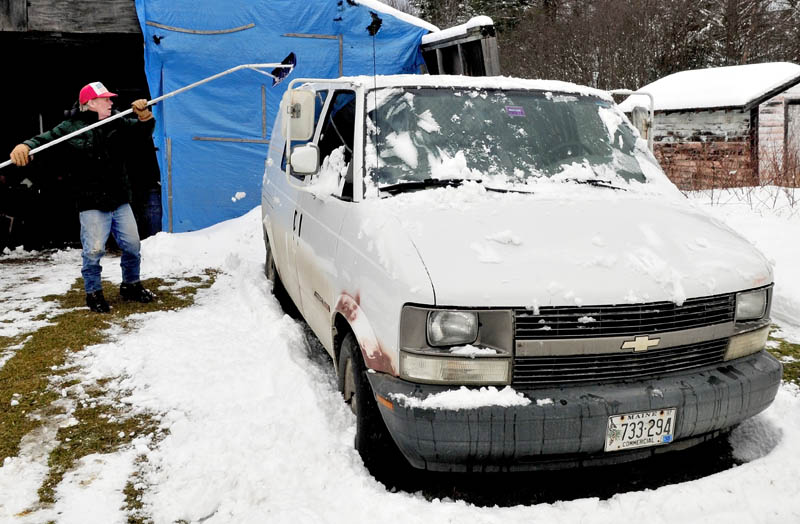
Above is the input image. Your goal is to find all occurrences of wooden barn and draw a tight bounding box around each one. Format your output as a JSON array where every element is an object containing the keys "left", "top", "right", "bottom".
[{"left": 619, "top": 62, "right": 800, "bottom": 190}]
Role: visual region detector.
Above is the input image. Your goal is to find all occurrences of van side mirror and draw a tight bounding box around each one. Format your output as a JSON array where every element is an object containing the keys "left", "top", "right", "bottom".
[
  {"left": 282, "top": 89, "right": 315, "bottom": 141},
  {"left": 291, "top": 144, "right": 319, "bottom": 174}
]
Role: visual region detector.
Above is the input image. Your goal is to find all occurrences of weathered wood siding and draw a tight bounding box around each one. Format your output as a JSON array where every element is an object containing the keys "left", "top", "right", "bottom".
[
  {"left": 3, "top": 0, "right": 139, "bottom": 33},
  {"left": 652, "top": 109, "right": 756, "bottom": 189},
  {"left": 788, "top": 102, "right": 800, "bottom": 156},
  {"left": 758, "top": 83, "right": 800, "bottom": 181},
  {"left": 653, "top": 109, "right": 750, "bottom": 143},
  {"left": 0, "top": 0, "right": 27, "bottom": 31}
]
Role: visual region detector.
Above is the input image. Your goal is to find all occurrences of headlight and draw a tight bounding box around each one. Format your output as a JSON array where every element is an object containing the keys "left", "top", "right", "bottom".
[
  {"left": 736, "top": 289, "right": 767, "bottom": 321},
  {"left": 427, "top": 310, "right": 478, "bottom": 346},
  {"left": 400, "top": 306, "right": 512, "bottom": 384},
  {"left": 725, "top": 326, "right": 769, "bottom": 361},
  {"left": 400, "top": 351, "right": 510, "bottom": 385}
]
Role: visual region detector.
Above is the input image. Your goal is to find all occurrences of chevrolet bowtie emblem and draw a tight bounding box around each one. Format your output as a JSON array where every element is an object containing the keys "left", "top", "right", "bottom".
[{"left": 622, "top": 335, "right": 661, "bottom": 352}]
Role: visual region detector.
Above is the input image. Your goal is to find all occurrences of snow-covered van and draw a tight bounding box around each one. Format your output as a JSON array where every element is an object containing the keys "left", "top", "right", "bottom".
[{"left": 261, "top": 75, "right": 781, "bottom": 471}]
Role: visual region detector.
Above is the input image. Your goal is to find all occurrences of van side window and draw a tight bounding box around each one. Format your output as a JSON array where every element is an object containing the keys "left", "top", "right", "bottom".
[
  {"left": 282, "top": 90, "right": 328, "bottom": 175},
  {"left": 317, "top": 90, "right": 356, "bottom": 198}
]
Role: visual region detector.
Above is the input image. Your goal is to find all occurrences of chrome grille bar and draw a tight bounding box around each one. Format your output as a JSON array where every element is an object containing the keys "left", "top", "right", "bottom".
[
  {"left": 515, "top": 293, "right": 735, "bottom": 340},
  {"left": 512, "top": 339, "right": 728, "bottom": 387}
]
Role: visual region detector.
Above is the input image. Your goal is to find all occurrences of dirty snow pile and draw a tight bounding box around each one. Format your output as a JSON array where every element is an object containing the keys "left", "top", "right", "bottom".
[{"left": 0, "top": 188, "right": 799, "bottom": 523}]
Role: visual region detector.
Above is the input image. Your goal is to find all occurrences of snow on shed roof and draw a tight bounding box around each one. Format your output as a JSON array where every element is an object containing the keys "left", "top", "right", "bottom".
[
  {"left": 618, "top": 62, "right": 800, "bottom": 113},
  {"left": 421, "top": 16, "right": 494, "bottom": 45},
  {"left": 356, "top": 0, "right": 439, "bottom": 33}
]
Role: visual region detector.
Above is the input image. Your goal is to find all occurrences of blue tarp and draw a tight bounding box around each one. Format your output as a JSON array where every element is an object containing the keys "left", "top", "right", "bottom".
[{"left": 134, "top": 0, "right": 432, "bottom": 232}]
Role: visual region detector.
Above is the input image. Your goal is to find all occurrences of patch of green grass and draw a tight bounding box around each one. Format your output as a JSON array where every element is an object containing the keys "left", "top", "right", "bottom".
[
  {"left": 768, "top": 327, "right": 800, "bottom": 384},
  {"left": 124, "top": 454, "right": 154, "bottom": 524},
  {"left": 0, "top": 334, "right": 26, "bottom": 353},
  {"left": 0, "top": 270, "right": 217, "bottom": 514},
  {"left": 0, "top": 256, "right": 41, "bottom": 266},
  {"left": 38, "top": 406, "right": 157, "bottom": 504},
  {"left": 0, "top": 280, "right": 102, "bottom": 462}
]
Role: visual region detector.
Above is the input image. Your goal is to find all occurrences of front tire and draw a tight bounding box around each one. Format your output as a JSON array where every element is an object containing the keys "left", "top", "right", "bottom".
[{"left": 338, "top": 333, "right": 396, "bottom": 468}]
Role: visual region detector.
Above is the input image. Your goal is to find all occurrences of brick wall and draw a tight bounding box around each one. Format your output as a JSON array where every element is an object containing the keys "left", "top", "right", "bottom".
[
  {"left": 651, "top": 109, "right": 756, "bottom": 190},
  {"left": 654, "top": 141, "right": 757, "bottom": 190}
]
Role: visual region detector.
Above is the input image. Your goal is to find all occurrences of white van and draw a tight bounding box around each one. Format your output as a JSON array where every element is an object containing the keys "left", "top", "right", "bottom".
[{"left": 261, "top": 75, "right": 781, "bottom": 472}]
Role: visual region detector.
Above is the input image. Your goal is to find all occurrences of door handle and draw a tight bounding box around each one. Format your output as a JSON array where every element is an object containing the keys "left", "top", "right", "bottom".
[
  {"left": 292, "top": 209, "right": 298, "bottom": 231},
  {"left": 297, "top": 213, "right": 303, "bottom": 237}
]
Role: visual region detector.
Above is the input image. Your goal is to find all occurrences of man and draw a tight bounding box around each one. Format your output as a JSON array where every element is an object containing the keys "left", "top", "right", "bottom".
[{"left": 9, "top": 81, "right": 157, "bottom": 313}]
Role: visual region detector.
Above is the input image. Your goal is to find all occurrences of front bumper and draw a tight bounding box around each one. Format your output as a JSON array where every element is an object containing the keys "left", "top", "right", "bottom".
[{"left": 368, "top": 350, "right": 782, "bottom": 472}]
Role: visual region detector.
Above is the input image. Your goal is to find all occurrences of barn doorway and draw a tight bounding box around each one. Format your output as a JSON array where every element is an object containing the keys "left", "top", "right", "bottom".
[{"left": 0, "top": 32, "right": 161, "bottom": 252}]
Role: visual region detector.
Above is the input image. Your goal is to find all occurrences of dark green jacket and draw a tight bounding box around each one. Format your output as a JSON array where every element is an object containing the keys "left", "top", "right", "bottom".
[{"left": 24, "top": 110, "right": 156, "bottom": 212}]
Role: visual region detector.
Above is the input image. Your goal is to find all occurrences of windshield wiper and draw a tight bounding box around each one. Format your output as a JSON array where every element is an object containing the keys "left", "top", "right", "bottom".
[
  {"left": 378, "top": 178, "right": 475, "bottom": 195},
  {"left": 563, "top": 178, "right": 627, "bottom": 191},
  {"left": 483, "top": 185, "right": 534, "bottom": 194}
]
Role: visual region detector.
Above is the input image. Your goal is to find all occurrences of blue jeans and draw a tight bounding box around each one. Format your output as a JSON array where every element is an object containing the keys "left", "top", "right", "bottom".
[{"left": 79, "top": 203, "right": 141, "bottom": 294}]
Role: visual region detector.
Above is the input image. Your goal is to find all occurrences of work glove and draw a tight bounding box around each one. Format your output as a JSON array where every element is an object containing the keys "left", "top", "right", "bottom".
[
  {"left": 131, "top": 99, "right": 153, "bottom": 122},
  {"left": 10, "top": 144, "right": 31, "bottom": 166}
]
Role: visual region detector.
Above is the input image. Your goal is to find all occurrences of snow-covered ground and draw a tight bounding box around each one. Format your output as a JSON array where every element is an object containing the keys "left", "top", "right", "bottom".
[{"left": 1, "top": 189, "right": 799, "bottom": 523}]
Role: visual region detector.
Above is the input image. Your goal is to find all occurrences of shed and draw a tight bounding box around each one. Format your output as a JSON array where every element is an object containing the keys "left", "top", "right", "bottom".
[{"left": 619, "top": 62, "right": 800, "bottom": 190}]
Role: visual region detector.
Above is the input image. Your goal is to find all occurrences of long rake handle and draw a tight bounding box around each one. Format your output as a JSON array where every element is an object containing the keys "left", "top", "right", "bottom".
[{"left": 0, "top": 63, "right": 292, "bottom": 170}]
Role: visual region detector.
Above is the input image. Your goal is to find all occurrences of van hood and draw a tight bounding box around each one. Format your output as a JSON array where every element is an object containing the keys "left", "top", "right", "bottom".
[{"left": 381, "top": 188, "right": 772, "bottom": 308}]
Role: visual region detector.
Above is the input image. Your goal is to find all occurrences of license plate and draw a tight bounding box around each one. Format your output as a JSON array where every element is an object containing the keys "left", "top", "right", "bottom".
[{"left": 605, "top": 408, "right": 676, "bottom": 452}]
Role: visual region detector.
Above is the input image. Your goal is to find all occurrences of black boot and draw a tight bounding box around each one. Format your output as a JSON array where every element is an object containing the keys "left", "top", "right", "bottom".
[
  {"left": 120, "top": 282, "right": 156, "bottom": 303},
  {"left": 86, "top": 290, "right": 110, "bottom": 313}
]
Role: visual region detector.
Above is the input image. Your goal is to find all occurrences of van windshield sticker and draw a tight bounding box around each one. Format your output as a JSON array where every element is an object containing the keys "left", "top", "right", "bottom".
[
  {"left": 505, "top": 106, "right": 526, "bottom": 117},
  {"left": 551, "top": 95, "right": 578, "bottom": 103}
]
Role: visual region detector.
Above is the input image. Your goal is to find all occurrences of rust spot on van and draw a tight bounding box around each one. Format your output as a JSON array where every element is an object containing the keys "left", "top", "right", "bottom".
[
  {"left": 335, "top": 292, "right": 360, "bottom": 322},
  {"left": 364, "top": 342, "right": 395, "bottom": 376},
  {"left": 335, "top": 291, "right": 396, "bottom": 376}
]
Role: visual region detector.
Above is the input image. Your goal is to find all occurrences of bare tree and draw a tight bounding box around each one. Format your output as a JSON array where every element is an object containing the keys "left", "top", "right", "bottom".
[
  {"left": 380, "top": 0, "right": 419, "bottom": 15},
  {"left": 407, "top": 0, "right": 800, "bottom": 91},
  {"left": 411, "top": 0, "right": 530, "bottom": 31}
]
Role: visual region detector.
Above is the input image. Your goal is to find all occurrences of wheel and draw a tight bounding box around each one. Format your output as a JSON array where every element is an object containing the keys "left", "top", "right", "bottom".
[
  {"left": 338, "top": 332, "right": 395, "bottom": 467},
  {"left": 264, "top": 238, "right": 298, "bottom": 317},
  {"left": 264, "top": 239, "right": 284, "bottom": 292}
]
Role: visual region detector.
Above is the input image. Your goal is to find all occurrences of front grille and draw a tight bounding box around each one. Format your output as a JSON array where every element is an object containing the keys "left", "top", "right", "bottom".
[
  {"left": 515, "top": 293, "right": 735, "bottom": 340},
  {"left": 513, "top": 338, "right": 728, "bottom": 387}
]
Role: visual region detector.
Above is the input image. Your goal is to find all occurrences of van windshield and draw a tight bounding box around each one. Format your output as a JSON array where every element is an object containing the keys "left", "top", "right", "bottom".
[{"left": 365, "top": 88, "right": 649, "bottom": 189}]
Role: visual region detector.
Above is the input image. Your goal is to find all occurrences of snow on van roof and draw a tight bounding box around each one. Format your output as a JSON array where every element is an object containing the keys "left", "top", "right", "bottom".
[
  {"left": 311, "top": 74, "right": 613, "bottom": 100},
  {"left": 355, "top": 0, "right": 439, "bottom": 32},
  {"left": 618, "top": 62, "right": 800, "bottom": 113},
  {"left": 421, "top": 16, "right": 494, "bottom": 45}
]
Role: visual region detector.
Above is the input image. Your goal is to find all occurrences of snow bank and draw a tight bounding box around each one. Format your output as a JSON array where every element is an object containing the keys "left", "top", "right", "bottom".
[{"left": 3, "top": 195, "right": 800, "bottom": 522}]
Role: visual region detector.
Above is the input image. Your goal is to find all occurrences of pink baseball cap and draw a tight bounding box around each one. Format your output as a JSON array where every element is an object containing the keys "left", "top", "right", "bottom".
[{"left": 79, "top": 82, "right": 117, "bottom": 105}]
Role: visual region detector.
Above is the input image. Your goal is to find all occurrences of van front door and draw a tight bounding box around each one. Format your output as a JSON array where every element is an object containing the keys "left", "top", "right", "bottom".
[
  {"left": 264, "top": 90, "right": 329, "bottom": 313},
  {"left": 295, "top": 89, "right": 357, "bottom": 350}
]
